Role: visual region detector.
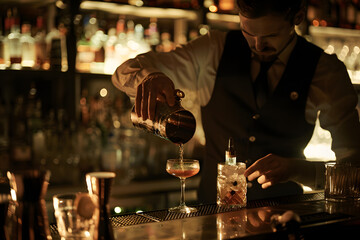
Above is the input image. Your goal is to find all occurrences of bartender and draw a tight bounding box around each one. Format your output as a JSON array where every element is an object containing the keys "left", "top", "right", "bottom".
[{"left": 112, "top": 0, "right": 360, "bottom": 202}]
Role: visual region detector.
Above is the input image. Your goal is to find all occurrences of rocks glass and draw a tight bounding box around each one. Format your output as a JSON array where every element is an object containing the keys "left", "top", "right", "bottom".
[{"left": 217, "top": 162, "right": 247, "bottom": 207}]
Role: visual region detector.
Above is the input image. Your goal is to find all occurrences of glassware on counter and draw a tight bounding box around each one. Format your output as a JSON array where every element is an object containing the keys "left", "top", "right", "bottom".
[
  {"left": 53, "top": 192, "right": 99, "bottom": 240},
  {"left": 217, "top": 138, "right": 247, "bottom": 208},
  {"left": 166, "top": 159, "right": 200, "bottom": 213},
  {"left": 7, "top": 169, "right": 52, "bottom": 240},
  {"left": 217, "top": 162, "right": 247, "bottom": 207},
  {"left": 86, "top": 172, "right": 116, "bottom": 240},
  {"left": 325, "top": 162, "right": 360, "bottom": 201}
]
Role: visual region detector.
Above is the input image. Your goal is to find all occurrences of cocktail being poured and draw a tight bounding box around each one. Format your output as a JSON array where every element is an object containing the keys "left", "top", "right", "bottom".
[{"left": 166, "top": 143, "right": 200, "bottom": 213}]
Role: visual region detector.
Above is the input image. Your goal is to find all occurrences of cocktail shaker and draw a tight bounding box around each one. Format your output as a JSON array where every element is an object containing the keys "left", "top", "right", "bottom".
[
  {"left": 0, "top": 176, "right": 11, "bottom": 240},
  {"left": 86, "top": 172, "right": 116, "bottom": 240},
  {"left": 7, "top": 169, "right": 52, "bottom": 240},
  {"left": 130, "top": 89, "right": 196, "bottom": 144}
]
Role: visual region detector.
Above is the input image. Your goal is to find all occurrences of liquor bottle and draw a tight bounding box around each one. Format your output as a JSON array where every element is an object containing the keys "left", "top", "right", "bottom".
[
  {"left": 225, "top": 137, "right": 236, "bottom": 165},
  {"left": 3, "top": 9, "right": 12, "bottom": 68},
  {"left": 148, "top": 18, "right": 160, "bottom": 51},
  {"left": 90, "top": 15, "right": 106, "bottom": 73},
  {"left": 34, "top": 16, "right": 47, "bottom": 70},
  {"left": 9, "top": 96, "right": 33, "bottom": 170},
  {"left": 354, "top": 0, "right": 360, "bottom": 29},
  {"left": 46, "top": 23, "right": 68, "bottom": 71},
  {"left": 134, "top": 23, "right": 150, "bottom": 54},
  {"left": 156, "top": 32, "right": 175, "bottom": 52},
  {"left": 104, "top": 28, "right": 118, "bottom": 74},
  {"left": 346, "top": 0, "right": 357, "bottom": 28},
  {"left": 0, "top": 18, "right": 5, "bottom": 69},
  {"left": 0, "top": 98, "right": 10, "bottom": 174},
  {"left": 90, "top": 29, "right": 106, "bottom": 73},
  {"left": 20, "top": 23, "right": 36, "bottom": 68},
  {"left": 101, "top": 132, "right": 121, "bottom": 172},
  {"left": 7, "top": 8, "right": 22, "bottom": 69},
  {"left": 127, "top": 22, "right": 150, "bottom": 58},
  {"left": 338, "top": 0, "right": 353, "bottom": 28},
  {"left": 328, "top": 0, "right": 340, "bottom": 27},
  {"left": 77, "top": 15, "right": 96, "bottom": 72},
  {"left": 114, "top": 16, "right": 129, "bottom": 65},
  {"left": 26, "top": 82, "right": 45, "bottom": 166}
]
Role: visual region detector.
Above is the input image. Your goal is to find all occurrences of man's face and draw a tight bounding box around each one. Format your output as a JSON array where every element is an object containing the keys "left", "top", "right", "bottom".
[{"left": 239, "top": 13, "right": 296, "bottom": 62}]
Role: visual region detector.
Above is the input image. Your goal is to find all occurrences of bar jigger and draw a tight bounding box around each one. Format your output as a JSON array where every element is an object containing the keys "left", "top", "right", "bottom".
[
  {"left": 86, "top": 172, "right": 116, "bottom": 240},
  {"left": 7, "top": 169, "right": 52, "bottom": 240}
]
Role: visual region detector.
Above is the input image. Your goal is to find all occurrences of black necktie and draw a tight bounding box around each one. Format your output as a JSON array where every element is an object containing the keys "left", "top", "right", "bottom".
[{"left": 254, "top": 61, "right": 273, "bottom": 108}]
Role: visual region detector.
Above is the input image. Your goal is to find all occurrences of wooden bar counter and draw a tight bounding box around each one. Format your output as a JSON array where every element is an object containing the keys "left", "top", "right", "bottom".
[{"left": 50, "top": 191, "right": 360, "bottom": 239}]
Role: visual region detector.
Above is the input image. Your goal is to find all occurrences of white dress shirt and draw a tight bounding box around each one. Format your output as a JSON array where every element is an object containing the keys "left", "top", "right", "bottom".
[{"left": 112, "top": 30, "right": 360, "bottom": 161}]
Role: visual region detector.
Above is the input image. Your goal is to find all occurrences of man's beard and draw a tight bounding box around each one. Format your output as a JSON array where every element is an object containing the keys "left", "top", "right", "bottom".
[{"left": 252, "top": 49, "right": 277, "bottom": 62}]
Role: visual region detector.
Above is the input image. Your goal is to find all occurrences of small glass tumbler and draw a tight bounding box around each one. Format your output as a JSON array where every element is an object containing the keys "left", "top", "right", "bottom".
[
  {"left": 217, "top": 162, "right": 247, "bottom": 207},
  {"left": 325, "top": 162, "right": 360, "bottom": 201},
  {"left": 53, "top": 192, "right": 99, "bottom": 240}
]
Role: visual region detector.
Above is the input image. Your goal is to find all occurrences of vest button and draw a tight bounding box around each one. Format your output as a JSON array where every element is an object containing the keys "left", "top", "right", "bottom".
[
  {"left": 252, "top": 114, "right": 260, "bottom": 120},
  {"left": 249, "top": 136, "right": 256, "bottom": 142}
]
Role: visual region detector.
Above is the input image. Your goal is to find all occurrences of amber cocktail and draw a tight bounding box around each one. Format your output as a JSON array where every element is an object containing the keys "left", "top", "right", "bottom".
[{"left": 166, "top": 159, "right": 200, "bottom": 213}]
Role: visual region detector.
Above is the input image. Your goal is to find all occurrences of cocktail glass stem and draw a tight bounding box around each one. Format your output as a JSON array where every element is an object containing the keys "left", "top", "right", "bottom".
[{"left": 180, "top": 178, "right": 186, "bottom": 207}]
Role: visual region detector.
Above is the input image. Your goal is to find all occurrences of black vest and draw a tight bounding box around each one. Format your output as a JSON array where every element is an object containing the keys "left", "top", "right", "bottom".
[{"left": 199, "top": 31, "right": 323, "bottom": 202}]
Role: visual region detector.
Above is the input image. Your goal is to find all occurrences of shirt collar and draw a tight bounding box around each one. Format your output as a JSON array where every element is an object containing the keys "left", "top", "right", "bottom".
[{"left": 277, "top": 34, "right": 298, "bottom": 66}]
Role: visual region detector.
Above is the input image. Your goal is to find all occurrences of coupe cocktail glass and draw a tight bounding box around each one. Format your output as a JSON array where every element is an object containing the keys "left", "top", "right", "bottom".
[{"left": 166, "top": 159, "right": 200, "bottom": 213}]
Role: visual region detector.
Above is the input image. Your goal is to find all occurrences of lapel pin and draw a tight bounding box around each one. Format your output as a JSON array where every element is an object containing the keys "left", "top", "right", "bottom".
[{"left": 290, "top": 91, "right": 299, "bottom": 101}]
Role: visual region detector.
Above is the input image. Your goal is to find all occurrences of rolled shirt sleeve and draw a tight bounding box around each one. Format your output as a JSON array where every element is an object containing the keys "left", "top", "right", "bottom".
[{"left": 111, "top": 30, "right": 226, "bottom": 105}]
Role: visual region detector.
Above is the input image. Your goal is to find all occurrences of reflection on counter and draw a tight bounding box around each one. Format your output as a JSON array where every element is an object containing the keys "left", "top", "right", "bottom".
[{"left": 109, "top": 194, "right": 360, "bottom": 240}]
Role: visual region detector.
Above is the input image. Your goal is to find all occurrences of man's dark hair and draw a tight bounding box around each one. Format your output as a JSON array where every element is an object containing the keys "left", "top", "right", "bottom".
[{"left": 236, "top": 0, "right": 306, "bottom": 23}]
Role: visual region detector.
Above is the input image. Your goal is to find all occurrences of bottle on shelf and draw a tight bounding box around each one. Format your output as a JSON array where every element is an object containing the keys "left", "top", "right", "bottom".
[
  {"left": 156, "top": 32, "right": 175, "bottom": 52},
  {"left": 9, "top": 96, "right": 33, "bottom": 170},
  {"left": 101, "top": 132, "right": 121, "bottom": 172},
  {"left": 355, "top": 0, "right": 360, "bottom": 29},
  {"left": 20, "top": 23, "right": 36, "bottom": 68},
  {"left": 104, "top": 27, "right": 118, "bottom": 74},
  {"left": 76, "top": 15, "right": 96, "bottom": 72},
  {"left": 114, "top": 16, "right": 130, "bottom": 68},
  {"left": 46, "top": 23, "right": 68, "bottom": 71},
  {"left": 2, "top": 9, "right": 12, "bottom": 68},
  {"left": 0, "top": 98, "right": 10, "bottom": 174},
  {"left": 127, "top": 22, "right": 150, "bottom": 58},
  {"left": 147, "top": 18, "right": 160, "bottom": 51},
  {"left": 7, "top": 8, "right": 22, "bottom": 70},
  {"left": 0, "top": 18, "right": 5, "bottom": 70},
  {"left": 90, "top": 28, "right": 107, "bottom": 73},
  {"left": 134, "top": 23, "right": 151, "bottom": 53},
  {"left": 34, "top": 16, "right": 48, "bottom": 70}
]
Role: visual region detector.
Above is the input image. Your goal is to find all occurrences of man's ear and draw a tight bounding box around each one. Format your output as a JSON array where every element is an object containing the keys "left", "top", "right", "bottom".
[{"left": 293, "top": 9, "right": 305, "bottom": 25}]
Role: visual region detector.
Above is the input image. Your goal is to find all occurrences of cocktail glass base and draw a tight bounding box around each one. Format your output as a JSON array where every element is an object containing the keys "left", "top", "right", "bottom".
[{"left": 168, "top": 205, "right": 197, "bottom": 214}]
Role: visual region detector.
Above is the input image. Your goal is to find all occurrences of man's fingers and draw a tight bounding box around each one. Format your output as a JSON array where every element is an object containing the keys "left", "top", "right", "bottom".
[
  {"left": 148, "top": 90, "right": 157, "bottom": 120},
  {"left": 135, "top": 84, "right": 143, "bottom": 117},
  {"left": 245, "top": 154, "right": 273, "bottom": 178},
  {"left": 163, "top": 86, "right": 176, "bottom": 107},
  {"left": 141, "top": 82, "right": 149, "bottom": 119},
  {"left": 261, "top": 181, "right": 273, "bottom": 189},
  {"left": 247, "top": 170, "right": 261, "bottom": 182},
  {"left": 257, "top": 174, "right": 267, "bottom": 184}
]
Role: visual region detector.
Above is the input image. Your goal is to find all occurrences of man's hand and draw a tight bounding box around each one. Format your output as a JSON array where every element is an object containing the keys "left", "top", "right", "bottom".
[
  {"left": 244, "top": 154, "right": 306, "bottom": 189},
  {"left": 135, "top": 73, "right": 176, "bottom": 120}
]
